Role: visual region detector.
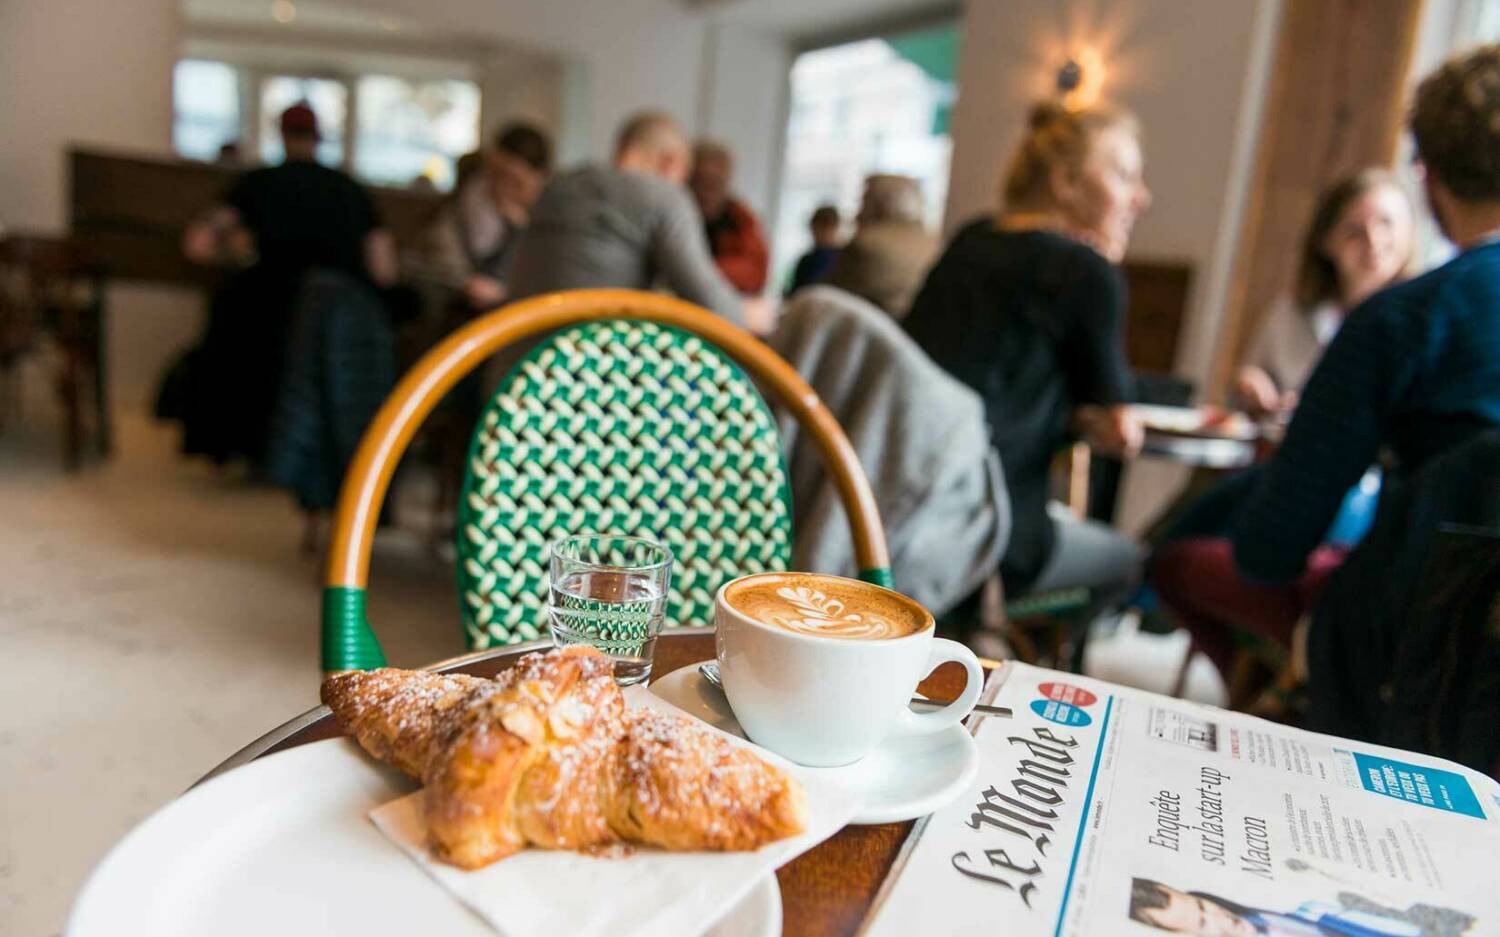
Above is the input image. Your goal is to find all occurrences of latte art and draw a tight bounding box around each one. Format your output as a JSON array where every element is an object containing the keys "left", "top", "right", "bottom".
[
  {"left": 723, "top": 573, "right": 928, "bottom": 640},
  {"left": 764, "top": 586, "right": 906, "bottom": 638}
]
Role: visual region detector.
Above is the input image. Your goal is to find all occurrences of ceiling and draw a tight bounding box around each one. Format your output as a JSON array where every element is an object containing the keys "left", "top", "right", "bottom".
[{"left": 183, "top": 0, "right": 959, "bottom": 46}]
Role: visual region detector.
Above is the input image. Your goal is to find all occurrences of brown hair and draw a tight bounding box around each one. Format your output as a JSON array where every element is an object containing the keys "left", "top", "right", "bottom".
[
  {"left": 1001, "top": 101, "right": 1140, "bottom": 210},
  {"left": 1294, "top": 168, "right": 1410, "bottom": 309},
  {"left": 1410, "top": 43, "right": 1500, "bottom": 201},
  {"left": 1127, "top": 878, "right": 1173, "bottom": 926},
  {"left": 494, "top": 121, "right": 553, "bottom": 174}
]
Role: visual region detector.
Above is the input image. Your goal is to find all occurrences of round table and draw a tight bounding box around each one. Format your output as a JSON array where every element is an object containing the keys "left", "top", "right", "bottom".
[{"left": 201, "top": 628, "right": 984, "bottom": 937}]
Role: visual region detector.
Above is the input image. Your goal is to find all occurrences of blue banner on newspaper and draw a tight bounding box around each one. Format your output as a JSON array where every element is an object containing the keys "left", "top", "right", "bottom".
[{"left": 1347, "top": 751, "right": 1486, "bottom": 819}]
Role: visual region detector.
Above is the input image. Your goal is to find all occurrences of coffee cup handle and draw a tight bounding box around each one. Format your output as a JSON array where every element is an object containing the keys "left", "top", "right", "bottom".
[{"left": 895, "top": 638, "right": 984, "bottom": 736}]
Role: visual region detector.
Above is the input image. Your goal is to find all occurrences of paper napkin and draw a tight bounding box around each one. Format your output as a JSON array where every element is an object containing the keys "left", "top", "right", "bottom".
[{"left": 368, "top": 688, "right": 854, "bottom": 937}]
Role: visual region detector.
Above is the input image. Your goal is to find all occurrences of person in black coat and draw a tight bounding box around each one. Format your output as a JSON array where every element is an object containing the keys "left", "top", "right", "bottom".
[{"left": 904, "top": 102, "right": 1151, "bottom": 662}]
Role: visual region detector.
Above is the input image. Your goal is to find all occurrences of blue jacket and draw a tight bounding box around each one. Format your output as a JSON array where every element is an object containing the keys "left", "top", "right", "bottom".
[{"left": 1234, "top": 242, "right": 1500, "bottom": 582}]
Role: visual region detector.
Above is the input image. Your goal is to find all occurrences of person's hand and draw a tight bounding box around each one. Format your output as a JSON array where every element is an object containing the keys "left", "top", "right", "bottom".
[
  {"left": 1075, "top": 404, "right": 1143, "bottom": 457},
  {"left": 464, "top": 274, "right": 507, "bottom": 310},
  {"left": 1234, "top": 366, "right": 1282, "bottom": 416},
  {"left": 740, "top": 296, "right": 776, "bottom": 336}
]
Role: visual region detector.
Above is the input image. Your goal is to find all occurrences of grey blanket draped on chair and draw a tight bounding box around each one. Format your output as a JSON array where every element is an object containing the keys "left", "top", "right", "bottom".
[{"left": 768, "top": 286, "right": 1010, "bottom": 615}]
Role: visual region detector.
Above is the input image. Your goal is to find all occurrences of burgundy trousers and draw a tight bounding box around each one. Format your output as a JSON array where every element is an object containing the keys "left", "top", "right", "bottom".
[{"left": 1151, "top": 538, "right": 1350, "bottom": 678}]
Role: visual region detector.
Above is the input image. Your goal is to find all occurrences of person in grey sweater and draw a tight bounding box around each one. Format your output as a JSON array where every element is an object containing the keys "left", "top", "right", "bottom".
[{"left": 506, "top": 111, "right": 747, "bottom": 327}]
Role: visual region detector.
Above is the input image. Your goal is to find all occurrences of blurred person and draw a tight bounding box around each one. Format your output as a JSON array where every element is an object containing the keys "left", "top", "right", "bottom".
[
  {"left": 175, "top": 102, "right": 395, "bottom": 467},
  {"left": 507, "top": 111, "right": 750, "bottom": 326},
  {"left": 408, "top": 121, "right": 554, "bottom": 315},
  {"left": 215, "top": 140, "right": 244, "bottom": 167},
  {"left": 689, "top": 140, "right": 769, "bottom": 295},
  {"left": 1128, "top": 878, "right": 1444, "bottom": 937},
  {"left": 1156, "top": 44, "right": 1500, "bottom": 730},
  {"left": 786, "top": 204, "right": 842, "bottom": 296},
  {"left": 904, "top": 102, "right": 1152, "bottom": 663},
  {"left": 1235, "top": 170, "right": 1414, "bottom": 417},
  {"left": 1149, "top": 172, "right": 1413, "bottom": 691},
  {"left": 824, "top": 174, "right": 940, "bottom": 318}
]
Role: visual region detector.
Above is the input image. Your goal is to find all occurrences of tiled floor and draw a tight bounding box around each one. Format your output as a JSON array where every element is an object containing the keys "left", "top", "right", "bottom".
[{"left": 0, "top": 412, "right": 459, "bottom": 936}]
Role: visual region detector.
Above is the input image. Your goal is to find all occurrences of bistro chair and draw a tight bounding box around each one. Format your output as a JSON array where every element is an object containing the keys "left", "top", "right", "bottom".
[
  {"left": 0, "top": 234, "right": 110, "bottom": 468},
  {"left": 322, "top": 289, "right": 892, "bottom": 672}
]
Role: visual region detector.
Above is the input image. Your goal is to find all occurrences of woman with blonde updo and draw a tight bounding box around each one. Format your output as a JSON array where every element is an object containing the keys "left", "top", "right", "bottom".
[{"left": 905, "top": 102, "right": 1152, "bottom": 654}]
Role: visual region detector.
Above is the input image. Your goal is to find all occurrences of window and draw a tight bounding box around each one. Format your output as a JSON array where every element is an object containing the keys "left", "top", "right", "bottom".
[
  {"left": 170, "top": 59, "right": 481, "bottom": 192},
  {"left": 259, "top": 75, "right": 347, "bottom": 168},
  {"left": 172, "top": 60, "right": 240, "bottom": 162},
  {"left": 353, "top": 76, "right": 481, "bottom": 190},
  {"left": 772, "top": 23, "right": 960, "bottom": 289}
]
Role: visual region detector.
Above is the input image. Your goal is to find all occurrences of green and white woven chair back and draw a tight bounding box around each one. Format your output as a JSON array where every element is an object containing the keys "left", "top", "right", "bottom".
[{"left": 457, "top": 319, "right": 793, "bottom": 648}]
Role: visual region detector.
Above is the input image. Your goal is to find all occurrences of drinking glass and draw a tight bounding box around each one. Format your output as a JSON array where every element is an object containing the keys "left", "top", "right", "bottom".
[{"left": 547, "top": 534, "right": 673, "bottom": 685}]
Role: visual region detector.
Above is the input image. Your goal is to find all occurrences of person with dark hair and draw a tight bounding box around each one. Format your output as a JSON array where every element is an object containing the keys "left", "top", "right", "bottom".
[
  {"left": 1156, "top": 43, "right": 1500, "bottom": 725},
  {"left": 175, "top": 102, "right": 396, "bottom": 467},
  {"left": 505, "top": 111, "right": 750, "bottom": 325},
  {"left": 786, "top": 204, "right": 842, "bottom": 297},
  {"left": 689, "top": 140, "right": 770, "bottom": 295},
  {"left": 1127, "top": 877, "right": 1445, "bottom": 936},
  {"left": 430, "top": 120, "right": 555, "bottom": 312},
  {"left": 904, "top": 101, "right": 1150, "bottom": 661}
]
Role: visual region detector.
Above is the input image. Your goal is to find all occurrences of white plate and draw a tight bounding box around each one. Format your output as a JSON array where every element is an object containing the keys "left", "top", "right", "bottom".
[
  {"left": 1130, "top": 403, "right": 1260, "bottom": 441},
  {"left": 67, "top": 737, "right": 780, "bottom": 937},
  {"left": 649, "top": 663, "right": 980, "bottom": 825}
]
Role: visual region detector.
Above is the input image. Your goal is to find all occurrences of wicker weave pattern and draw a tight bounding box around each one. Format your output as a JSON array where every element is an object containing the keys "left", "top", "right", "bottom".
[{"left": 457, "top": 320, "right": 792, "bottom": 648}]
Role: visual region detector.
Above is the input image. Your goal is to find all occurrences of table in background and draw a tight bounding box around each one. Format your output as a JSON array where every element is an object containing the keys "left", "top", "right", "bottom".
[{"left": 203, "top": 628, "right": 985, "bottom": 937}]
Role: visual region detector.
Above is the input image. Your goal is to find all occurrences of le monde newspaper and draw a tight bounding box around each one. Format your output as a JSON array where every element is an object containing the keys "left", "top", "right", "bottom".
[{"left": 864, "top": 662, "right": 1500, "bottom": 937}]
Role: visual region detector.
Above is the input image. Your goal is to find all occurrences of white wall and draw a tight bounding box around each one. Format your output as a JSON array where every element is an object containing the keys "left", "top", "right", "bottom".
[
  {"left": 944, "top": 0, "right": 1281, "bottom": 531},
  {"left": 0, "top": 0, "right": 204, "bottom": 415},
  {"left": 698, "top": 22, "right": 793, "bottom": 214},
  {"left": 946, "top": 0, "right": 1278, "bottom": 384}
]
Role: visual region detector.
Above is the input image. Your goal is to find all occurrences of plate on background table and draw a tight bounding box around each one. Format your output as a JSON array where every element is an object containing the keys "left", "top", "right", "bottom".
[
  {"left": 67, "top": 737, "right": 782, "bottom": 937},
  {"left": 1130, "top": 403, "right": 1260, "bottom": 441},
  {"left": 650, "top": 663, "right": 980, "bottom": 825}
]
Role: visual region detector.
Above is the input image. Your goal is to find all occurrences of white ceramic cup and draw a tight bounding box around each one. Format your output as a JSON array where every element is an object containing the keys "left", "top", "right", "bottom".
[{"left": 714, "top": 572, "right": 984, "bottom": 767}]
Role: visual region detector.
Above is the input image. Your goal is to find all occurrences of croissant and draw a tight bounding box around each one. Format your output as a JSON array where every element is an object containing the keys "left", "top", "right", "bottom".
[{"left": 322, "top": 646, "right": 806, "bottom": 869}]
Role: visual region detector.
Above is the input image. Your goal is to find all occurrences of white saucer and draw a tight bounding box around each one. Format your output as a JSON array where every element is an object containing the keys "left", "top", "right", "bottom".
[{"left": 649, "top": 663, "right": 980, "bottom": 825}]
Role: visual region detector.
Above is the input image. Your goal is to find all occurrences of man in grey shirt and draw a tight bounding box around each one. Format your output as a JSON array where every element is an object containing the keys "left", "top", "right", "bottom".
[{"left": 507, "top": 111, "right": 747, "bottom": 326}]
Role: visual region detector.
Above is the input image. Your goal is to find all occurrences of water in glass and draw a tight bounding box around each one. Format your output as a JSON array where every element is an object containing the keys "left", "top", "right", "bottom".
[{"left": 548, "top": 569, "right": 667, "bottom": 685}]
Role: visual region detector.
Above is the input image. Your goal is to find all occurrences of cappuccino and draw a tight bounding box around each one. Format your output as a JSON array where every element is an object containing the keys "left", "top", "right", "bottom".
[{"left": 723, "top": 573, "right": 928, "bottom": 640}]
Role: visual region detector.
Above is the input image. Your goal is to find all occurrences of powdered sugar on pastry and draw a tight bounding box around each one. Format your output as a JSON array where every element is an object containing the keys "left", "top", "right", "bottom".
[{"left": 322, "top": 647, "right": 806, "bottom": 870}]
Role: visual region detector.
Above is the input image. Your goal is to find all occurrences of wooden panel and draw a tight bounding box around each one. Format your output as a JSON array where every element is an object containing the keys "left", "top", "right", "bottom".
[
  {"left": 68, "top": 147, "right": 443, "bottom": 286},
  {"left": 1122, "top": 260, "right": 1192, "bottom": 376},
  {"left": 1212, "top": 0, "right": 1422, "bottom": 395}
]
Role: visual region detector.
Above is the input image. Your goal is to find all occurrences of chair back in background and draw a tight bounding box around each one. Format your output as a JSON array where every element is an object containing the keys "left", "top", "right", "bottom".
[
  {"left": 457, "top": 319, "right": 791, "bottom": 647},
  {"left": 322, "top": 289, "right": 890, "bottom": 672}
]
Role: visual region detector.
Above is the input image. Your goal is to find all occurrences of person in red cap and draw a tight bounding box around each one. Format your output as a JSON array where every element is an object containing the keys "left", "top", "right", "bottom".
[{"left": 176, "top": 101, "right": 397, "bottom": 469}]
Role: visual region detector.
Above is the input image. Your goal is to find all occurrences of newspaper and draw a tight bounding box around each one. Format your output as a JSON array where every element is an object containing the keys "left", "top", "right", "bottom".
[{"left": 864, "top": 662, "right": 1500, "bottom": 937}]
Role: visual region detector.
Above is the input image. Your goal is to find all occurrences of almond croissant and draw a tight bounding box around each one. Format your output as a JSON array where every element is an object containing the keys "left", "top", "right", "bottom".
[{"left": 322, "top": 646, "right": 806, "bottom": 869}]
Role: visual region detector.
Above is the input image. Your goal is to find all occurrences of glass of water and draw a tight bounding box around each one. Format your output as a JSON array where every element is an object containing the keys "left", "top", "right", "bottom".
[{"left": 547, "top": 534, "right": 673, "bottom": 685}]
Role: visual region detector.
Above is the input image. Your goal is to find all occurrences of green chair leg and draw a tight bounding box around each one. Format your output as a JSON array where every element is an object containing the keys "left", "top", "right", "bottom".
[{"left": 322, "top": 586, "right": 387, "bottom": 672}]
